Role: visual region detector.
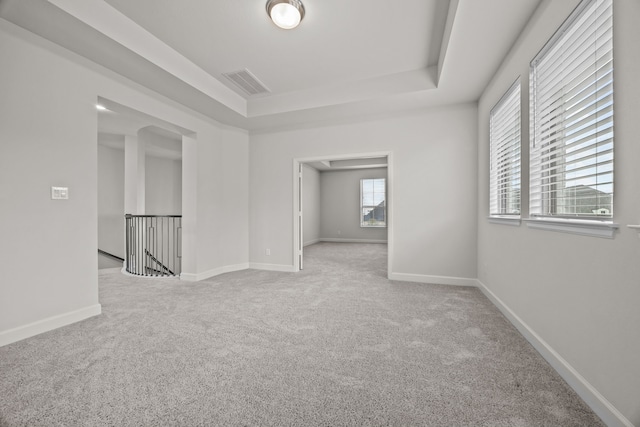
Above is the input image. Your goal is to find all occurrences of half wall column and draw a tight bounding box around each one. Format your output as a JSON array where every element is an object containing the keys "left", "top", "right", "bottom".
[{"left": 124, "top": 134, "right": 145, "bottom": 215}]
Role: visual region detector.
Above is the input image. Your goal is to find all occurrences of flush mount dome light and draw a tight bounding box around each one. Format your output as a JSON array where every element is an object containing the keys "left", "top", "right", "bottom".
[{"left": 266, "top": 0, "right": 305, "bottom": 29}]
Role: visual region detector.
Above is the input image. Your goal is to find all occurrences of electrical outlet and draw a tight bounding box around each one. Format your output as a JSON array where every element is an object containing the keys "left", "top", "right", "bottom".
[
  {"left": 51, "top": 186, "right": 69, "bottom": 200},
  {"left": 265, "top": 248, "right": 271, "bottom": 256}
]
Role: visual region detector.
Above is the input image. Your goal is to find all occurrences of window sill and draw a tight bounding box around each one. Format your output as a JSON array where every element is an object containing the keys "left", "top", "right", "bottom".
[
  {"left": 523, "top": 218, "right": 619, "bottom": 239},
  {"left": 488, "top": 216, "right": 521, "bottom": 227}
]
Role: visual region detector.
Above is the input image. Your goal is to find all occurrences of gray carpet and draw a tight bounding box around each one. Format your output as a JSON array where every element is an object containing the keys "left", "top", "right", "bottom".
[{"left": 0, "top": 243, "right": 604, "bottom": 426}]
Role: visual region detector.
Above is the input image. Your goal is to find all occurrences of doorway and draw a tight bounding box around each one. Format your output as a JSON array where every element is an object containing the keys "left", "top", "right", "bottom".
[
  {"left": 293, "top": 152, "right": 393, "bottom": 277},
  {"left": 96, "top": 97, "right": 194, "bottom": 274}
]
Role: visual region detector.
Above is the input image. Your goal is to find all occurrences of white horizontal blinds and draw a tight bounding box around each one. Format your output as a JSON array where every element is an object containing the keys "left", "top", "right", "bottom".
[
  {"left": 490, "top": 80, "right": 521, "bottom": 216},
  {"left": 530, "top": 0, "right": 613, "bottom": 218}
]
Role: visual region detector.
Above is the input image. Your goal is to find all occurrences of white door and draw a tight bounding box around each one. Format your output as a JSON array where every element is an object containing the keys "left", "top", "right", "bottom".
[{"left": 298, "top": 163, "right": 304, "bottom": 270}]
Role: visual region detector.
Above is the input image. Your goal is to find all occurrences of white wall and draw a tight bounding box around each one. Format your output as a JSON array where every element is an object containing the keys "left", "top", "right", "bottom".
[
  {"left": 249, "top": 103, "right": 478, "bottom": 283},
  {"left": 302, "top": 164, "right": 320, "bottom": 246},
  {"left": 0, "top": 19, "right": 250, "bottom": 344},
  {"left": 0, "top": 24, "right": 101, "bottom": 342},
  {"left": 477, "top": 1, "right": 640, "bottom": 425},
  {"left": 97, "top": 141, "right": 125, "bottom": 258},
  {"left": 124, "top": 134, "right": 145, "bottom": 215},
  {"left": 145, "top": 156, "right": 182, "bottom": 215},
  {"left": 320, "top": 168, "right": 387, "bottom": 242},
  {"left": 181, "top": 125, "right": 250, "bottom": 280},
  {"left": 138, "top": 127, "right": 182, "bottom": 215}
]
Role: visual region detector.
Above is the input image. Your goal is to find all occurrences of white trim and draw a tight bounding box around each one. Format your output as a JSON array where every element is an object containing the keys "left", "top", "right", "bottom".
[
  {"left": 121, "top": 267, "right": 181, "bottom": 280},
  {"left": 476, "top": 279, "right": 633, "bottom": 427},
  {"left": 0, "top": 304, "right": 102, "bottom": 347},
  {"left": 320, "top": 238, "right": 388, "bottom": 244},
  {"left": 249, "top": 263, "right": 297, "bottom": 273},
  {"left": 488, "top": 216, "right": 521, "bottom": 226},
  {"left": 303, "top": 239, "right": 321, "bottom": 247},
  {"left": 180, "top": 263, "right": 249, "bottom": 282},
  {"left": 389, "top": 272, "right": 477, "bottom": 287},
  {"left": 293, "top": 159, "right": 301, "bottom": 271},
  {"left": 524, "top": 218, "right": 619, "bottom": 239},
  {"left": 387, "top": 152, "right": 394, "bottom": 280}
]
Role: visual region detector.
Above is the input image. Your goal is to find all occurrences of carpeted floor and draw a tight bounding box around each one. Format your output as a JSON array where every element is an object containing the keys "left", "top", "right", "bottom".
[{"left": 0, "top": 243, "right": 604, "bottom": 426}]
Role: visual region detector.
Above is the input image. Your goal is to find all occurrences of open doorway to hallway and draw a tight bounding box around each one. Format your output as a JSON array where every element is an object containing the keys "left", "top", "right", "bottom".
[
  {"left": 293, "top": 153, "right": 392, "bottom": 277},
  {"left": 96, "top": 98, "right": 188, "bottom": 274}
]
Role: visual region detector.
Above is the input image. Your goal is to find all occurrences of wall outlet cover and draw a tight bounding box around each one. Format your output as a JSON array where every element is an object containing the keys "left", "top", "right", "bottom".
[{"left": 51, "top": 186, "right": 69, "bottom": 200}]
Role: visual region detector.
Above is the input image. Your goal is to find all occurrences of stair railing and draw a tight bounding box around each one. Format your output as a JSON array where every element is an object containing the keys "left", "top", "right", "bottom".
[{"left": 125, "top": 214, "right": 182, "bottom": 277}]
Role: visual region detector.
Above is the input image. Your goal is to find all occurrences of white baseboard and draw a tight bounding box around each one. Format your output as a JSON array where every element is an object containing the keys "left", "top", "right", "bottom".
[
  {"left": 303, "top": 239, "right": 321, "bottom": 247},
  {"left": 320, "top": 238, "right": 388, "bottom": 244},
  {"left": 0, "top": 304, "right": 102, "bottom": 347},
  {"left": 120, "top": 267, "right": 181, "bottom": 280},
  {"left": 180, "top": 263, "right": 250, "bottom": 282},
  {"left": 249, "top": 263, "right": 297, "bottom": 272},
  {"left": 181, "top": 262, "right": 298, "bottom": 279},
  {"left": 476, "top": 279, "right": 634, "bottom": 427},
  {"left": 389, "top": 272, "right": 477, "bottom": 287}
]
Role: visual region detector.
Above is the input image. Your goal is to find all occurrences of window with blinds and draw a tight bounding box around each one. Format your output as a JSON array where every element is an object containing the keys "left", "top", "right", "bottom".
[
  {"left": 490, "top": 80, "right": 521, "bottom": 217},
  {"left": 529, "top": 0, "right": 613, "bottom": 219}
]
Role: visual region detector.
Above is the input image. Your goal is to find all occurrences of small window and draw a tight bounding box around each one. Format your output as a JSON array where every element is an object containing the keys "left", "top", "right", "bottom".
[
  {"left": 360, "top": 178, "right": 386, "bottom": 227},
  {"left": 490, "top": 79, "right": 521, "bottom": 217},
  {"left": 529, "top": 0, "right": 613, "bottom": 220}
]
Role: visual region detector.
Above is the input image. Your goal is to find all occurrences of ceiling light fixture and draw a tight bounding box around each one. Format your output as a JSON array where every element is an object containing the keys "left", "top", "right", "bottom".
[{"left": 266, "top": 0, "right": 305, "bottom": 30}]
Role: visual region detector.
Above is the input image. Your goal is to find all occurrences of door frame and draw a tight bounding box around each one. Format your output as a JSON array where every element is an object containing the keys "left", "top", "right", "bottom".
[{"left": 292, "top": 151, "right": 394, "bottom": 276}]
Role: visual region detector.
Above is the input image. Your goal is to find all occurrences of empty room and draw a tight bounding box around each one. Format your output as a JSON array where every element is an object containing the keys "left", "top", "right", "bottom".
[{"left": 1, "top": 0, "right": 639, "bottom": 426}]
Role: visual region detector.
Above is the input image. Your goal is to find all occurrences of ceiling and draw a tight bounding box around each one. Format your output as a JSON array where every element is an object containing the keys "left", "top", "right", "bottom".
[
  {"left": 98, "top": 123, "right": 182, "bottom": 161},
  {"left": 97, "top": 99, "right": 182, "bottom": 160},
  {"left": 305, "top": 157, "right": 388, "bottom": 172},
  {"left": 0, "top": 0, "right": 541, "bottom": 132}
]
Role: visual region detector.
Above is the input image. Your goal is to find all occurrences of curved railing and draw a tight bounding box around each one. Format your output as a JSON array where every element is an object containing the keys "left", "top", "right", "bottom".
[{"left": 125, "top": 214, "right": 182, "bottom": 277}]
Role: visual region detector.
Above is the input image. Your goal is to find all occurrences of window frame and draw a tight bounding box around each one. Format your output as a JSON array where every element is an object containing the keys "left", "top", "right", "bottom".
[
  {"left": 489, "top": 78, "right": 522, "bottom": 221},
  {"left": 529, "top": 0, "right": 615, "bottom": 227},
  {"left": 360, "top": 178, "right": 387, "bottom": 228}
]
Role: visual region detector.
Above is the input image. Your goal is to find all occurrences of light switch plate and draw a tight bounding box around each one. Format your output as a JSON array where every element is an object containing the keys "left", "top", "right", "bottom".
[{"left": 51, "top": 186, "right": 69, "bottom": 200}]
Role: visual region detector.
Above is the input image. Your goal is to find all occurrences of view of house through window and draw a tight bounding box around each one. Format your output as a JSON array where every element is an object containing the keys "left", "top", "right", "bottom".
[
  {"left": 489, "top": 80, "right": 521, "bottom": 217},
  {"left": 529, "top": 0, "right": 613, "bottom": 219},
  {"left": 360, "top": 178, "right": 386, "bottom": 227}
]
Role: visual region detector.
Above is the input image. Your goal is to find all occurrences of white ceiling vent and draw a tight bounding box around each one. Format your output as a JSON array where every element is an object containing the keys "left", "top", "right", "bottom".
[{"left": 222, "top": 69, "right": 270, "bottom": 96}]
